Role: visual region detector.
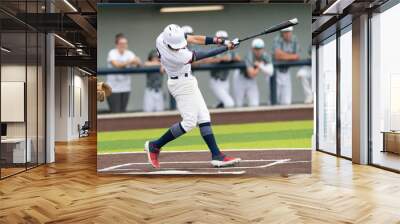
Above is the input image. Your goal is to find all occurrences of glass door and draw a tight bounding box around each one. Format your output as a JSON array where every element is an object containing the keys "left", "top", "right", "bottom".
[
  {"left": 317, "top": 35, "right": 337, "bottom": 154},
  {"left": 370, "top": 3, "right": 400, "bottom": 171}
]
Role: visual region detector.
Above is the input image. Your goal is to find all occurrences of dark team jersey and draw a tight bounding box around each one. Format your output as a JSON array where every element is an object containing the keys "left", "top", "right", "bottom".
[
  {"left": 272, "top": 34, "right": 300, "bottom": 73},
  {"left": 146, "top": 72, "right": 163, "bottom": 90},
  {"left": 210, "top": 51, "right": 238, "bottom": 81},
  {"left": 243, "top": 50, "right": 272, "bottom": 79}
]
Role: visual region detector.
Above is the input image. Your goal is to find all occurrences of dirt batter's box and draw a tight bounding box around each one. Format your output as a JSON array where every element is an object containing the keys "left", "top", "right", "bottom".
[{"left": 97, "top": 149, "right": 311, "bottom": 176}]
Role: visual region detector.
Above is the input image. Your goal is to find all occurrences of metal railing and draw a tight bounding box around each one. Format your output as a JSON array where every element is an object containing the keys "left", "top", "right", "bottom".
[{"left": 97, "top": 59, "right": 311, "bottom": 75}]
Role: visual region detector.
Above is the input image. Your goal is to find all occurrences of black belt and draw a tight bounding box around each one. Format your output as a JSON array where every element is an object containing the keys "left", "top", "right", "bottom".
[
  {"left": 212, "top": 76, "right": 228, "bottom": 81},
  {"left": 170, "top": 73, "right": 189, "bottom": 79}
]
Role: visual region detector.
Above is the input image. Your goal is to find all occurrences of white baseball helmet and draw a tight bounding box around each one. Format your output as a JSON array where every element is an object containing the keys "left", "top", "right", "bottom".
[
  {"left": 252, "top": 38, "right": 265, "bottom": 49},
  {"left": 281, "top": 26, "right": 293, "bottom": 32},
  {"left": 162, "top": 24, "right": 187, "bottom": 49},
  {"left": 182, "top": 25, "right": 194, "bottom": 34},
  {"left": 215, "top": 30, "right": 228, "bottom": 38}
]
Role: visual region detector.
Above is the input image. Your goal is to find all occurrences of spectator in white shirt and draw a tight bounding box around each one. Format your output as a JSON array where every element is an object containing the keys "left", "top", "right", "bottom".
[{"left": 106, "top": 33, "right": 141, "bottom": 113}]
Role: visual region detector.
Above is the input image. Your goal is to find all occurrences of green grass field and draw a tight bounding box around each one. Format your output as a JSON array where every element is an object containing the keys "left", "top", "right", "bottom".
[{"left": 98, "top": 120, "right": 313, "bottom": 154}]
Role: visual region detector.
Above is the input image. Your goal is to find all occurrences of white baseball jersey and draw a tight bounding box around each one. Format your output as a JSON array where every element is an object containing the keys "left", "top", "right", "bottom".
[
  {"left": 156, "top": 33, "right": 193, "bottom": 77},
  {"left": 155, "top": 33, "right": 210, "bottom": 131},
  {"left": 107, "top": 49, "right": 136, "bottom": 93}
]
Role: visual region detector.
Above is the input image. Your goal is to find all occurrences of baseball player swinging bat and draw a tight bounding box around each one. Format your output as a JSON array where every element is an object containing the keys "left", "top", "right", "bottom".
[{"left": 144, "top": 19, "right": 299, "bottom": 169}]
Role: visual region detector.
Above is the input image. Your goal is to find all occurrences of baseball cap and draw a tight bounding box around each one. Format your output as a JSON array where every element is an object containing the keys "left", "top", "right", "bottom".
[
  {"left": 148, "top": 49, "right": 159, "bottom": 60},
  {"left": 252, "top": 38, "right": 265, "bottom": 49},
  {"left": 215, "top": 30, "right": 228, "bottom": 38},
  {"left": 182, "top": 25, "right": 194, "bottom": 35},
  {"left": 281, "top": 26, "right": 293, "bottom": 32}
]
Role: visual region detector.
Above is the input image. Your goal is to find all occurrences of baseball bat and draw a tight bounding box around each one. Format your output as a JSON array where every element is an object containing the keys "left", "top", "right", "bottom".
[{"left": 239, "top": 18, "right": 299, "bottom": 42}]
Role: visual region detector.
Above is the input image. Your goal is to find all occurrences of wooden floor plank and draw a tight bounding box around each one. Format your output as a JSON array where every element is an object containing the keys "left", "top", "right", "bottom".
[{"left": 0, "top": 135, "right": 400, "bottom": 223}]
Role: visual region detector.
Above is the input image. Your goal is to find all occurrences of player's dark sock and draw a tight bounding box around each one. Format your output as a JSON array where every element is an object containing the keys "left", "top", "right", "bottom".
[
  {"left": 151, "top": 122, "right": 186, "bottom": 151},
  {"left": 199, "top": 122, "right": 222, "bottom": 158}
]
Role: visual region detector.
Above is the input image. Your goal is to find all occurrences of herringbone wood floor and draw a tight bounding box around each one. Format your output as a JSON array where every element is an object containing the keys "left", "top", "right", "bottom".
[{"left": 1, "top": 135, "right": 400, "bottom": 224}]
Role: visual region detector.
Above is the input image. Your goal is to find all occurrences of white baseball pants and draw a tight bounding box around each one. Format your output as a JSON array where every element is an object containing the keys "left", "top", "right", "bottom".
[
  {"left": 276, "top": 71, "right": 292, "bottom": 105},
  {"left": 143, "top": 88, "right": 164, "bottom": 112},
  {"left": 209, "top": 78, "right": 235, "bottom": 108},
  {"left": 297, "top": 66, "right": 313, "bottom": 103},
  {"left": 167, "top": 75, "right": 210, "bottom": 132},
  {"left": 232, "top": 70, "right": 259, "bottom": 107}
]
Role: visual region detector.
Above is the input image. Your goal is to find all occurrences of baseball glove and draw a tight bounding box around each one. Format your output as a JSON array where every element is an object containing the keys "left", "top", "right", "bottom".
[{"left": 97, "top": 82, "right": 112, "bottom": 102}]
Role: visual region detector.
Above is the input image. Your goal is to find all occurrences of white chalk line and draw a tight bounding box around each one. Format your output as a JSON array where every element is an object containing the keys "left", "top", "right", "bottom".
[
  {"left": 116, "top": 159, "right": 292, "bottom": 170},
  {"left": 99, "top": 148, "right": 311, "bottom": 155},
  {"left": 98, "top": 159, "right": 311, "bottom": 172},
  {"left": 98, "top": 159, "right": 286, "bottom": 172},
  {"left": 110, "top": 160, "right": 311, "bottom": 171},
  {"left": 120, "top": 170, "right": 247, "bottom": 175}
]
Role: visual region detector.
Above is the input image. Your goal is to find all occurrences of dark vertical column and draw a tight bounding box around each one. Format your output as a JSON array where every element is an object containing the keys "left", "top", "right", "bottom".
[
  {"left": 36, "top": 0, "right": 39, "bottom": 167},
  {"left": 367, "top": 12, "right": 373, "bottom": 165},
  {"left": 24, "top": 0, "right": 28, "bottom": 171},
  {"left": 315, "top": 45, "right": 319, "bottom": 150},
  {"left": 336, "top": 27, "right": 341, "bottom": 157},
  {"left": 270, "top": 70, "right": 277, "bottom": 105},
  {"left": 88, "top": 76, "right": 97, "bottom": 133},
  {"left": 0, "top": 17, "right": 2, "bottom": 179},
  {"left": 44, "top": 29, "right": 47, "bottom": 165}
]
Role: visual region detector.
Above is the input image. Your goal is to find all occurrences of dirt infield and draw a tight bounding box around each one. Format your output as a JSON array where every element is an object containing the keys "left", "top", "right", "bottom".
[
  {"left": 98, "top": 105, "right": 313, "bottom": 131},
  {"left": 97, "top": 149, "right": 311, "bottom": 176}
]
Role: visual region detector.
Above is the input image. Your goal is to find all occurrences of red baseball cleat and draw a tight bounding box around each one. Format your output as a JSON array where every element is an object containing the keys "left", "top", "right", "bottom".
[
  {"left": 211, "top": 153, "right": 241, "bottom": 167},
  {"left": 144, "top": 141, "right": 160, "bottom": 168}
]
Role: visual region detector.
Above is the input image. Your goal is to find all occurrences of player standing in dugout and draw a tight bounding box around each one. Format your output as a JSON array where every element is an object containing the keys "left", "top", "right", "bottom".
[
  {"left": 233, "top": 38, "right": 274, "bottom": 107},
  {"left": 272, "top": 26, "right": 300, "bottom": 105},
  {"left": 143, "top": 49, "right": 165, "bottom": 112},
  {"left": 202, "top": 30, "right": 240, "bottom": 109}
]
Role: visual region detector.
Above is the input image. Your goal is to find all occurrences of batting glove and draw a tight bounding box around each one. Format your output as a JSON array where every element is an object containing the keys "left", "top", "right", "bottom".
[{"left": 228, "top": 38, "right": 240, "bottom": 50}]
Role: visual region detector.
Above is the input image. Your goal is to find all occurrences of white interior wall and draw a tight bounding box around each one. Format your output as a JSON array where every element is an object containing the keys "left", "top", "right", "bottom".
[
  {"left": 1, "top": 64, "right": 46, "bottom": 163},
  {"left": 55, "top": 67, "right": 69, "bottom": 141},
  {"left": 54, "top": 67, "right": 89, "bottom": 141},
  {"left": 1, "top": 65, "right": 27, "bottom": 138},
  {"left": 74, "top": 74, "right": 89, "bottom": 123}
]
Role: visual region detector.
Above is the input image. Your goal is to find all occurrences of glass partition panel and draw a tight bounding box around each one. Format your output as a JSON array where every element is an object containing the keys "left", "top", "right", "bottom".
[
  {"left": 1, "top": 30, "right": 27, "bottom": 177},
  {"left": 27, "top": 30, "right": 38, "bottom": 169},
  {"left": 339, "top": 28, "right": 352, "bottom": 158},
  {"left": 38, "top": 32, "right": 45, "bottom": 165},
  {"left": 0, "top": 0, "right": 46, "bottom": 179},
  {"left": 317, "top": 36, "right": 337, "bottom": 154},
  {"left": 371, "top": 4, "right": 400, "bottom": 171}
]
